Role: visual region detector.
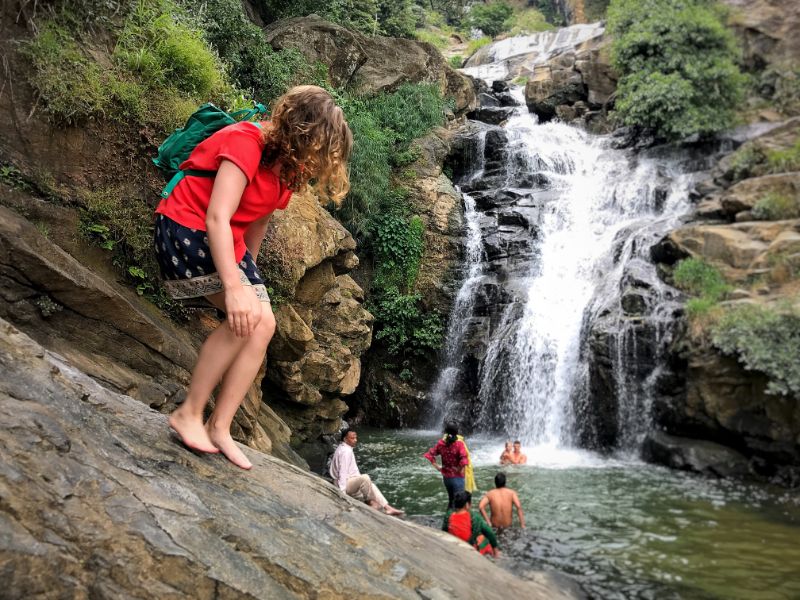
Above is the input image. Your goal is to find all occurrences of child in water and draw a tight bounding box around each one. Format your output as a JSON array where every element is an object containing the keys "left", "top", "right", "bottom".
[{"left": 154, "top": 85, "right": 353, "bottom": 469}]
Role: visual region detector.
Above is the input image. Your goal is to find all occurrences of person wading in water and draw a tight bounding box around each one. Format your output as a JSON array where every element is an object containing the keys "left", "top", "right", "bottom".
[{"left": 424, "top": 422, "right": 472, "bottom": 509}]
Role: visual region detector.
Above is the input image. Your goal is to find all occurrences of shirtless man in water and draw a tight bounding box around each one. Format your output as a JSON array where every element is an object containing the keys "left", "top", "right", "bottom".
[
  {"left": 479, "top": 472, "right": 525, "bottom": 529},
  {"left": 508, "top": 440, "right": 527, "bottom": 464}
]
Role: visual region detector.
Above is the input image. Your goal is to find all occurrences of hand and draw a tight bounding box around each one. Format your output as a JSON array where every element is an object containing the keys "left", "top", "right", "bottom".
[
  {"left": 493, "top": 549, "right": 501, "bottom": 558},
  {"left": 224, "top": 284, "right": 260, "bottom": 337}
]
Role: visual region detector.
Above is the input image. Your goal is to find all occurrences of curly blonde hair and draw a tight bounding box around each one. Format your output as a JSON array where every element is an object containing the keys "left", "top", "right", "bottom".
[{"left": 261, "top": 85, "right": 352, "bottom": 205}]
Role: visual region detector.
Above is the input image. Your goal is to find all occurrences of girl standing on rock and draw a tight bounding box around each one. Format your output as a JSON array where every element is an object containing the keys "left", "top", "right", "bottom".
[{"left": 154, "top": 85, "right": 352, "bottom": 469}]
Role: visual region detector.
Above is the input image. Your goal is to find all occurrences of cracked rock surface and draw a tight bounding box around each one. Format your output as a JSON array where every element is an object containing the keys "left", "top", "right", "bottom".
[{"left": 0, "top": 319, "right": 573, "bottom": 599}]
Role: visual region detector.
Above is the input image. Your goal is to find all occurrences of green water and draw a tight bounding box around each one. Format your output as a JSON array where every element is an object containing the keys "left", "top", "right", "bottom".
[{"left": 356, "top": 429, "right": 800, "bottom": 600}]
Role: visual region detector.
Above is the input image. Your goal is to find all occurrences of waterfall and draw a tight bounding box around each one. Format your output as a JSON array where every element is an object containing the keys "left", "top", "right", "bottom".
[{"left": 431, "top": 81, "right": 706, "bottom": 452}]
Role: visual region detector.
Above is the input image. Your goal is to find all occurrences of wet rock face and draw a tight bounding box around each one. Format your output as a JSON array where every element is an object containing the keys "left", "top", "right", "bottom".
[
  {"left": 524, "top": 37, "right": 617, "bottom": 132},
  {"left": 0, "top": 319, "right": 575, "bottom": 600},
  {"left": 646, "top": 119, "right": 800, "bottom": 485},
  {"left": 642, "top": 431, "right": 753, "bottom": 478}
]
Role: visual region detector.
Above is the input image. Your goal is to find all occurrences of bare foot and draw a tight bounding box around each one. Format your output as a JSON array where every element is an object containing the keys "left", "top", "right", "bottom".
[
  {"left": 207, "top": 424, "right": 252, "bottom": 470},
  {"left": 383, "top": 505, "right": 405, "bottom": 517},
  {"left": 169, "top": 409, "right": 219, "bottom": 454}
]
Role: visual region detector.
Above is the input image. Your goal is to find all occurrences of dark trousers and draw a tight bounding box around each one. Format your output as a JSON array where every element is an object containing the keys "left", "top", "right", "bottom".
[{"left": 443, "top": 476, "right": 465, "bottom": 509}]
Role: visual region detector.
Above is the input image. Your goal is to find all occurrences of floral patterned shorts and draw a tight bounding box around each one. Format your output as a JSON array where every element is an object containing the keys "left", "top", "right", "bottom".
[{"left": 153, "top": 214, "right": 270, "bottom": 303}]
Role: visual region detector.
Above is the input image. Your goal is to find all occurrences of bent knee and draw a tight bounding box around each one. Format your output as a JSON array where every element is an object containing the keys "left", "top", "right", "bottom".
[{"left": 251, "top": 305, "right": 276, "bottom": 342}]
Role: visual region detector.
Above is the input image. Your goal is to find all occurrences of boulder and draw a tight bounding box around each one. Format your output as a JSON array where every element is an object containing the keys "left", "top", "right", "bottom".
[
  {"left": 642, "top": 431, "right": 752, "bottom": 478},
  {"left": 0, "top": 318, "right": 575, "bottom": 600},
  {"left": 663, "top": 220, "right": 800, "bottom": 283},
  {"left": 262, "top": 15, "right": 476, "bottom": 114},
  {"left": 720, "top": 0, "right": 800, "bottom": 69},
  {"left": 467, "top": 106, "right": 516, "bottom": 126},
  {"left": 719, "top": 172, "right": 800, "bottom": 217}
]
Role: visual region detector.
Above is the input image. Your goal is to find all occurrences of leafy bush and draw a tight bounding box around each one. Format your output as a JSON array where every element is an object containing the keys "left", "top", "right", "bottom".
[
  {"left": 507, "top": 8, "right": 553, "bottom": 36},
  {"left": 466, "top": 2, "right": 513, "bottom": 37},
  {"left": 378, "top": 0, "right": 416, "bottom": 38},
  {"left": 673, "top": 258, "right": 730, "bottom": 318},
  {"left": 24, "top": 24, "right": 112, "bottom": 123},
  {"left": 334, "top": 83, "right": 447, "bottom": 358},
  {"left": 752, "top": 192, "right": 800, "bottom": 221},
  {"left": 607, "top": 0, "right": 745, "bottom": 141},
  {"left": 449, "top": 54, "right": 464, "bottom": 69},
  {"left": 190, "top": 0, "right": 328, "bottom": 106},
  {"left": 712, "top": 304, "right": 800, "bottom": 396},
  {"left": 26, "top": 0, "right": 235, "bottom": 129},
  {"left": 337, "top": 83, "right": 447, "bottom": 240},
  {"left": 766, "top": 140, "right": 800, "bottom": 174},
  {"left": 372, "top": 290, "right": 444, "bottom": 356}
]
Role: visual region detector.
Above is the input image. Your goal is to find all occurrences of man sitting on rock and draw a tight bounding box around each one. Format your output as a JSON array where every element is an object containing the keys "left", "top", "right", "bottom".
[
  {"left": 442, "top": 491, "right": 500, "bottom": 558},
  {"left": 329, "top": 428, "right": 405, "bottom": 517}
]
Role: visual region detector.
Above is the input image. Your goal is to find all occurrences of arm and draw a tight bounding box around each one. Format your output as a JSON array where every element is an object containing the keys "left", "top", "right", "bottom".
[
  {"left": 243, "top": 215, "right": 271, "bottom": 259},
  {"left": 475, "top": 514, "right": 499, "bottom": 552},
  {"left": 330, "top": 449, "right": 348, "bottom": 492},
  {"left": 513, "top": 492, "right": 526, "bottom": 529},
  {"left": 205, "top": 160, "right": 261, "bottom": 338},
  {"left": 423, "top": 442, "right": 443, "bottom": 472},
  {"left": 520, "top": 454, "right": 527, "bottom": 465},
  {"left": 478, "top": 495, "right": 491, "bottom": 525}
]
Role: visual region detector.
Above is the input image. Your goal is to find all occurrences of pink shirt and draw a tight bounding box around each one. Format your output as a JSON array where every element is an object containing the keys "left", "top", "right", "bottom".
[
  {"left": 329, "top": 443, "right": 360, "bottom": 491},
  {"left": 424, "top": 439, "right": 468, "bottom": 479}
]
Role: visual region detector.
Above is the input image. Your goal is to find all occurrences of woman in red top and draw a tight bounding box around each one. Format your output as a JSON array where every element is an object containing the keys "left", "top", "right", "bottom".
[
  {"left": 424, "top": 422, "right": 469, "bottom": 508},
  {"left": 155, "top": 85, "right": 352, "bottom": 469}
]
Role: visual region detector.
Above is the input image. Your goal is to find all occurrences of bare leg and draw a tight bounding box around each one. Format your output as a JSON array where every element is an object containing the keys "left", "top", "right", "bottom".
[
  {"left": 168, "top": 291, "right": 248, "bottom": 453},
  {"left": 206, "top": 302, "right": 276, "bottom": 469}
]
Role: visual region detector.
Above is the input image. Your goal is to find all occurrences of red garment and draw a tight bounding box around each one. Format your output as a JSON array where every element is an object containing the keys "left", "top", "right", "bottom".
[
  {"left": 424, "top": 439, "right": 468, "bottom": 479},
  {"left": 447, "top": 511, "right": 472, "bottom": 543},
  {"left": 155, "top": 121, "right": 293, "bottom": 262}
]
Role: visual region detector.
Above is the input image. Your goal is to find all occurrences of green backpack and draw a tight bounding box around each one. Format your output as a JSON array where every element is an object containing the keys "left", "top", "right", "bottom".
[{"left": 152, "top": 102, "right": 267, "bottom": 199}]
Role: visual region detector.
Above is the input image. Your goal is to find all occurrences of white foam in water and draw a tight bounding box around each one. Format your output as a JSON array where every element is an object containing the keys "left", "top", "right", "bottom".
[{"left": 467, "top": 438, "right": 634, "bottom": 470}]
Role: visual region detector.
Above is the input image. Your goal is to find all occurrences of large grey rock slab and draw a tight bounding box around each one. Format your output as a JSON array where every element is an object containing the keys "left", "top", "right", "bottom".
[
  {"left": 0, "top": 319, "right": 575, "bottom": 599},
  {"left": 642, "top": 431, "right": 752, "bottom": 478}
]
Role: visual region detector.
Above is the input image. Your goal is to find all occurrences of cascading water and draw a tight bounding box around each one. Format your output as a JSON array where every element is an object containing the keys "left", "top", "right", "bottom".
[{"left": 431, "top": 48, "right": 707, "bottom": 452}]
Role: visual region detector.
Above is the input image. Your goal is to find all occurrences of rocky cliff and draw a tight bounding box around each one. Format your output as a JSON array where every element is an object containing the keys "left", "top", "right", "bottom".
[
  {"left": 0, "top": 317, "right": 575, "bottom": 599},
  {"left": 0, "top": 5, "right": 476, "bottom": 467}
]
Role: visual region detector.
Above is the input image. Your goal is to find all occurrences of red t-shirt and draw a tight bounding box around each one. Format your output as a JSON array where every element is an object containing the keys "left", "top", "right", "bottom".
[{"left": 155, "top": 121, "right": 293, "bottom": 262}]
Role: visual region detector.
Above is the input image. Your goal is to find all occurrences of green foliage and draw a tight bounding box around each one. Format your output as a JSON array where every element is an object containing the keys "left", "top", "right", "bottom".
[
  {"left": 673, "top": 258, "right": 730, "bottom": 317},
  {"left": 584, "top": 0, "right": 611, "bottom": 21},
  {"left": 448, "top": 54, "right": 464, "bottom": 69},
  {"left": 607, "top": 0, "right": 745, "bottom": 141},
  {"left": 725, "top": 140, "right": 800, "bottom": 183},
  {"left": 25, "top": 0, "right": 236, "bottom": 130},
  {"left": 379, "top": 0, "right": 416, "bottom": 38},
  {"left": 333, "top": 83, "right": 447, "bottom": 358},
  {"left": 192, "top": 0, "right": 329, "bottom": 105},
  {"left": 115, "top": 2, "right": 225, "bottom": 98},
  {"left": 766, "top": 140, "right": 800, "bottom": 173},
  {"left": 24, "top": 24, "right": 111, "bottom": 123},
  {"left": 752, "top": 192, "right": 800, "bottom": 221},
  {"left": 415, "top": 29, "right": 451, "bottom": 49},
  {"left": 530, "top": 0, "right": 566, "bottom": 26},
  {"left": 337, "top": 83, "right": 446, "bottom": 240},
  {"left": 674, "top": 258, "right": 731, "bottom": 300},
  {"left": 371, "top": 290, "right": 444, "bottom": 356},
  {"left": 466, "top": 2, "right": 513, "bottom": 38},
  {"left": 712, "top": 304, "right": 800, "bottom": 396},
  {"left": 466, "top": 36, "right": 492, "bottom": 57},
  {"left": 507, "top": 8, "right": 553, "bottom": 36}
]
